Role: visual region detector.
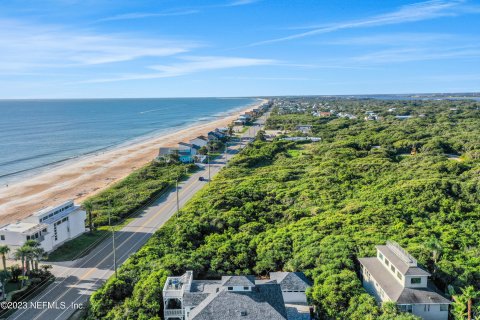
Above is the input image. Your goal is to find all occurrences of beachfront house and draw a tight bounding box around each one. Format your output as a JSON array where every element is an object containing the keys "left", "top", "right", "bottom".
[
  {"left": 163, "top": 271, "right": 312, "bottom": 320},
  {"left": 189, "top": 136, "right": 208, "bottom": 148},
  {"left": 358, "top": 241, "right": 451, "bottom": 320},
  {"left": 207, "top": 130, "right": 225, "bottom": 141},
  {"left": 158, "top": 147, "right": 194, "bottom": 164},
  {"left": 0, "top": 200, "right": 86, "bottom": 256}
]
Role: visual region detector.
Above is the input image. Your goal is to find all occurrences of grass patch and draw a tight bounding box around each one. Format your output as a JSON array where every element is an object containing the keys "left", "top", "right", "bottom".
[
  {"left": 46, "top": 230, "right": 108, "bottom": 262},
  {"left": 287, "top": 149, "right": 301, "bottom": 157}
]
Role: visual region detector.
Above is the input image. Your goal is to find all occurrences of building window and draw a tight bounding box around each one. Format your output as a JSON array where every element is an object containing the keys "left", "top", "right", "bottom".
[
  {"left": 227, "top": 287, "right": 233, "bottom": 291},
  {"left": 440, "top": 304, "right": 448, "bottom": 311},
  {"left": 26, "top": 235, "right": 30, "bottom": 240},
  {"left": 391, "top": 265, "right": 396, "bottom": 273},
  {"left": 378, "top": 252, "right": 384, "bottom": 260},
  {"left": 397, "top": 271, "right": 402, "bottom": 280},
  {"left": 0, "top": 235, "right": 4, "bottom": 240},
  {"left": 411, "top": 277, "right": 421, "bottom": 284},
  {"left": 385, "top": 259, "right": 390, "bottom": 267},
  {"left": 243, "top": 286, "right": 249, "bottom": 290}
]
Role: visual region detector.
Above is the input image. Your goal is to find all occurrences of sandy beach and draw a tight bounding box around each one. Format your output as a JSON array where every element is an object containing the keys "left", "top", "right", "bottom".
[{"left": 0, "top": 99, "right": 267, "bottom": 224}]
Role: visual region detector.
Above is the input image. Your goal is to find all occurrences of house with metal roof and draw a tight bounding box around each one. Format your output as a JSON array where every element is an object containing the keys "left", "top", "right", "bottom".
[
  {"left": 163, "top": 271, "right": 311, "bottom": 320},
  {"left": 358, "top": 241, "right": 451, "bottom": 320}
]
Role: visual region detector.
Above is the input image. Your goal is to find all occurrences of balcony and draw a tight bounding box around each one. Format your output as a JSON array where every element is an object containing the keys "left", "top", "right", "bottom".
[{"left": 164, "top": 309, "right": 184, "bottom": 317}]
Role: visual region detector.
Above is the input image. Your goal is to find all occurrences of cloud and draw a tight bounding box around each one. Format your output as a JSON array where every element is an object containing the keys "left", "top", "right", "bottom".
[
  {"left": 249, "top": 0, "right": 472, "bottom": 46},
  {"left": 323, "top": 32, "right": 456, "bottom": 46},
  {"left": 0, "top": 19, "right": 198, "bottom": 72},
  {"left": 97, "top": 9, "right": 199, "bottom": 22},
  {"left": 83, "top": 56, "right": 277, "bottom": 83},
  {"left": 352, "top": 45, "right": 480, "bottom": 63},
  {"left": 228, "top": 0, "right": 260, "bottom": 6}
]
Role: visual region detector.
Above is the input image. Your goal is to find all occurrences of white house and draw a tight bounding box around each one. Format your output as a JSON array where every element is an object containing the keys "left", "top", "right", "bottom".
[
  {"left": 163, "top": 271, "right": 312, "bottom": 320},
  {"left": 0, "top": 200, "right": 86, "bottom": 256},
  {"left": 189, "top": 136, "right": 208, "bottom": 148},
  {"left": 295, "top": 125, "right": 312, "bottom": 134},
  {"left": 358, "top": 241, "right": 451, "bottom": 320}
]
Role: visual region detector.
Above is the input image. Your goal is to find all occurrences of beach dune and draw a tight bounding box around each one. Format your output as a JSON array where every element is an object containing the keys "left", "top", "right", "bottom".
[{"left": 0, "top": 99, "right": 267, "bottom": 224}]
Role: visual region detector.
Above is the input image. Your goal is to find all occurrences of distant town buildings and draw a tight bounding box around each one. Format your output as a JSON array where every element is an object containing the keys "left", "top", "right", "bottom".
[
  {"left": 358, "top": 241, "right": 451, "bottom": 320},
  {"left": 162, "top": 270, "right": 312, "bottom": 320},
  {"left": 0, "top": 200, "right": 86, "bottom": 256}
]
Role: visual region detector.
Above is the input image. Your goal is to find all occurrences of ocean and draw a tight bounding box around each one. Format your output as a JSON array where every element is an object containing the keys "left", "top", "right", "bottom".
[{"left": 0, "top": 97, "right": 258, "bottom": 184}]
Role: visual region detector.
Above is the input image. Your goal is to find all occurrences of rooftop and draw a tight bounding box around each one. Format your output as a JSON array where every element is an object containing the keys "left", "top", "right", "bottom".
[
  {"left": 377, "top": 241, "right": 430, "bottom": 276},
  {"left": 269, "top": 272, "right": 312, "bottom": 291},
  {"left": 0, "top": 222, "right": 47, "bottom": 234},
  {"left": 188, "top": 283, "right": 288, "bottom": 320},
  {"left": 359, "top": 257, "right": 449, "bottom": 304}
]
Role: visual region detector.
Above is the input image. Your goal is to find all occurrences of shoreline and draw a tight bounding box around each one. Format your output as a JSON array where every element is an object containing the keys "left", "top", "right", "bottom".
[{"left": 0, "top": 98, "right": 267, "bottom": 224}]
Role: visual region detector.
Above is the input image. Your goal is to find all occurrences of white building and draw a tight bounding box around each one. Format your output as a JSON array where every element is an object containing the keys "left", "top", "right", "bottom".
[
  {"left": 0, "top": 200, "right": 86, "bottom": 256},
  {"left": 359, "top": 241, "right": 451, "bottom": 320},
  {"left": 163, "top": 271, "right": 312, "bottom": 320}
]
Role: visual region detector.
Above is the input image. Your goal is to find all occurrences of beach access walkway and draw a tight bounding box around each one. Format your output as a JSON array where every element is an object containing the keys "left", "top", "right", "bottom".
[{"left": 6, "top": 114, "right": 269, "bottom": 320}]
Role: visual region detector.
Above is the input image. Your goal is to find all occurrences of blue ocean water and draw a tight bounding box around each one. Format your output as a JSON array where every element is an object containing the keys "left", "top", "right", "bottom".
[{"left": 0, "top": 98, "right": 258, "bottom": 184}]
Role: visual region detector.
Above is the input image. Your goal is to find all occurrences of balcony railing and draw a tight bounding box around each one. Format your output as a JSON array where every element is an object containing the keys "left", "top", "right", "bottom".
[{"left": 164, "top": 309, "right": 184, "bottom": 317}]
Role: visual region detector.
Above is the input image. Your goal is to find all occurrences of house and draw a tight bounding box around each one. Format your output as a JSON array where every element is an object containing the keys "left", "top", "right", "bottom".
[
  {"left": 163, "top": 271, "right": 312, "bottom": 320},
  {"left": 189, "top": 136, "right": 208, "bottom": 148},
  {"left": 268, "top": 272, "right": 312, "bottom": 303},
  {"left": 295, "top": 125, "right": 312, "bottom": 134},
  {"left": 158, "top": 147, "right": 194, "bottom": 163},
  {"left": 358, "top": 241, "right": 451, "bottom": 320},
  {"left": 233, "top": 119, "right": 245, "bottom": 126},
  {"left": 0, "top": 200, "right": 86, "bottom": 256},
  {"left": 319, "top": 112, "right": 331, "bottom": 117},
  {"left": 207, "top": 130, "right": 225, "bottom": 141}
]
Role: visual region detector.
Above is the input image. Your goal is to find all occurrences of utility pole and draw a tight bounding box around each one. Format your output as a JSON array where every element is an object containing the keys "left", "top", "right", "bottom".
[
  {"left": 207, "top": 145, "right": 211, "bottom": 183},
  {"left": 176, "top": 175, "right": 180, "bottom": 215},
  {"left": 108, "top": 208, "right": 117, "bottom": 278}
]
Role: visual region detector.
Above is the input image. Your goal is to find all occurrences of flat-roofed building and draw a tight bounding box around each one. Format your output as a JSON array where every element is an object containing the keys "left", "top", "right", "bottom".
[
  {"left": 358, "top": 241, "right": 451, "bottom": 320},
  {"left": 0, "top": 200, "right": 86, "bottom": 256}
]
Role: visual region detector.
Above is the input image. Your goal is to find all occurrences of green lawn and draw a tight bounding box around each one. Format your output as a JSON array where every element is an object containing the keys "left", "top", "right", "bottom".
[{"left": 46, "top": 230, "right": 108, "bottom": 262}]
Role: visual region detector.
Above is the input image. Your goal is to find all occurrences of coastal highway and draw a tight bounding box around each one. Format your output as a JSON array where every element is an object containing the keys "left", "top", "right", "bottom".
[{"left": 6, "top": 114, "right": 268, "bottom": 320}]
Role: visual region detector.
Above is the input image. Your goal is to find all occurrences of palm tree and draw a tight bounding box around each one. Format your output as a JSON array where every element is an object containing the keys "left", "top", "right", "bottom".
[
  {"left": 0, "top": 245, "right": 10, "bottom": 276},
  {"left": 424, "top": 236, "right": 442, "bottom": 276},
  {"left": 32, "top": 247, "right": 45, "bottom": 271},
  {"left": 14, "top": 246, "right": 30, "bottom": 287},
  {"left": 83, "top": 201, "right": 94, "bottom": 233},
  {"left": 24, "top": 240, "right": 39, "bottom": 271},
  {"left": 452, "top": 286, "right": 480, "bottom": 320}
]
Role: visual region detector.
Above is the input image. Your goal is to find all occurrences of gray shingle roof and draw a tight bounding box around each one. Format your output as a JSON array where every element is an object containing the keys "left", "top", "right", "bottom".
[
  {"left": 221, "top": 275, "right": 256, "bottom": 287},
  {"left": 376, "top": 245, "right": 430, "bottom": 276},
  {"left": 358, "top": 257, "right": 450, "bottom": 305},
  {"left": 189, "top": 283, "right": 288, "bottom": 320},
  {"left": 269, "top": 272, "right": 312, "bottom": 291}
]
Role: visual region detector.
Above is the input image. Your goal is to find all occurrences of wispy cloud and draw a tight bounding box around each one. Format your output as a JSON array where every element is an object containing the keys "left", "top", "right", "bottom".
[
  {"left": 352, "top": 45, "right": 480, "bottom": 63},
  {"left": 323, "top": 32, "right": 456, "bottom": 46},
  {"left": 97, "top": 9, "right": 199, "bottom": 22},
  {"left": 228, "top": 0, "right": 261, "bottom": 6},
  {"left": 0, "top": 19, "right": 198, "bottom": 72},
  {"left": 83, "top": 56, "right": 277, "bottom": 83},
  {"left": 249, "top": 0, "right": 473, "bottom": 46}
]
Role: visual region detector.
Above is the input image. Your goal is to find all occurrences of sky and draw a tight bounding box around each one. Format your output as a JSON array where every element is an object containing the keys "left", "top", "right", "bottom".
[{"left": 0, "top": 0, "right": 479, "bottom": 98}]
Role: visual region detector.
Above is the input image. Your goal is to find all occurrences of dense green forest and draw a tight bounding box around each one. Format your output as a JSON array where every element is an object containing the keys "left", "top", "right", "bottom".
[
  {"left": 84, "top": 161, "right": 194, "bottom": 226},
  {"left": 87, "top": 98, "right": 480, "bottom": 319}
]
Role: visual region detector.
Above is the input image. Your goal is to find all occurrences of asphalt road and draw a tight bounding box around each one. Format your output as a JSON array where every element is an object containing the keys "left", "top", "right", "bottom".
[{"left": 7, "top": 114, "right": 268, "bottom": 320}]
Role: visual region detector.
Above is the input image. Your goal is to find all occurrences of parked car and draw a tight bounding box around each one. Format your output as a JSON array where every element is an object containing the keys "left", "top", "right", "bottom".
[{"left": 198, "top": 176, "right": 205, "bottom": 181}]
